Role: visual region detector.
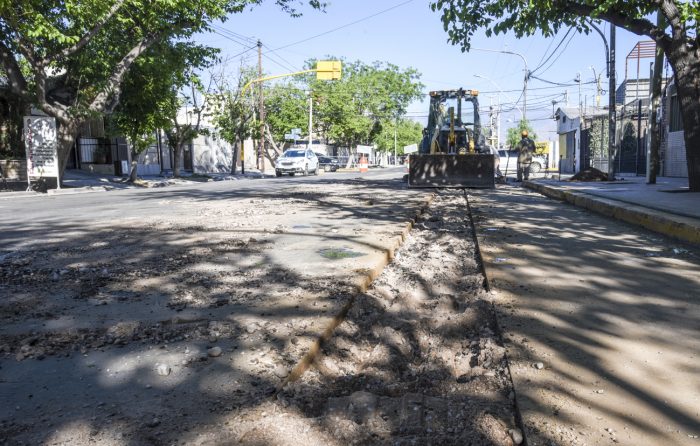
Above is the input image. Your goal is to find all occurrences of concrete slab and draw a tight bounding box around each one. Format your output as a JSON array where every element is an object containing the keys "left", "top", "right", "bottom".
[{"left": 471, "top": 185, "right": 700, "bottom": 446}]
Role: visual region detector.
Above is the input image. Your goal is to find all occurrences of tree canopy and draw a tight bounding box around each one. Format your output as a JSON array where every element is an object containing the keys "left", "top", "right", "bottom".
[
  {"left": 308, "top": 59, "right": 424, "bottom": 149},
  {"left": 0, "top": 0, "right": 324, "bottom": 173},
  {"left": 111, "top": 41, "right": 217, "bottom": 180},
  {"left": 506, "top": 119, "right": 536, "bottom": 149},
  {"left": 374, "top": 118, "right": 424, "bottom": 154}
]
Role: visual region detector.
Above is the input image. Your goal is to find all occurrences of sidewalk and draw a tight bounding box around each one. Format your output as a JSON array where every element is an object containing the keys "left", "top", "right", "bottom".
[
  {"left": 0, "top": 168, "right": 271, "bottom": 198},
  {"left": 470, "top": 184, "right": 700, "bottom": 446},
  {"left": 523, "top": 175, "right": 700, "bottom": 245}
]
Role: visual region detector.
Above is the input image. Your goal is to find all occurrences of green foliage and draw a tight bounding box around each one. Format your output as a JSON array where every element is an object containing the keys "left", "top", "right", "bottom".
[
  {"left": 265, "top": 82, "right": 308, "bottom": 143},
  {"left": 210, "top": 65, "right": 257, "bottom": 148},
  {"left": 374, "top": 119, "right": 424, "bottom": 154},
  {"left": 307, "top": 59, "right": 424, "bottom": 148},
  {"left": 429, "top": 0, "right": 664, "bottom": 51},
  {"left": 620, "top": 121, "right": 637, "bottom": 158},
  {"left": 506, "top": 119, "right": 536, "bottom": 149},
  {"left": 0, "top": 0, "right": 325, "bottom": 172},
  {"left": 111, "top": 41, "right": 217, "bottom": 155}
]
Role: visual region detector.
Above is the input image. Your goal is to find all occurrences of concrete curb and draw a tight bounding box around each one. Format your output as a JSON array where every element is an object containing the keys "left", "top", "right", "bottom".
[
  {"left": 279, "top": 193, "right": 435, "bottom": 390},
  {"left": 0, "top": 191, "right": 39, "bottom": 200},
  {"left": 524, "top": 180, "right": 700, "bottom": 246},
  {"left": 47, "top": 186, "right": 111, "bottom": 196}
]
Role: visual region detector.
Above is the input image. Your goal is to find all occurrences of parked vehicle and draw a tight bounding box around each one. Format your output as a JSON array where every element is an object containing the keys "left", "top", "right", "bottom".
[
  {"left": 275, "top": 149, "right": 319, "bottom": 177},
  {"left": 315, "top": 152, "right": 340, "bottom": 172},
  {"left": 498, "top": 149, "right": 546, "bottom": 175}
]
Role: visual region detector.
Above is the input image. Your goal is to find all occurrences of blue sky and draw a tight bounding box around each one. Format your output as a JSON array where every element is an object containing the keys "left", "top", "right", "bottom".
[{"left": 197, "top": 0, "right": 658, "bottom": 143}]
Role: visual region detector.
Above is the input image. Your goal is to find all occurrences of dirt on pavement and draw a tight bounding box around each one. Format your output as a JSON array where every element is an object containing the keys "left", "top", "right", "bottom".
[
  {"left": 225, "top": 191, "right": 520, "bottom": 445},
  {"left": 470, "top": 185, "right": 700, "bottom": 446},
  {"left": 0, "top": 183, "right": 523, "bottom": 445}
]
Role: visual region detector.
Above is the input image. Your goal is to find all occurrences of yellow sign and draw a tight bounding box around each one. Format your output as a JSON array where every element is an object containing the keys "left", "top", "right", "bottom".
[
  {"left": 535, "top": 141, "right": 550, "bottom": 155},
  {"left": 316, "top": 60, "right": 342, "bottom": 80}
]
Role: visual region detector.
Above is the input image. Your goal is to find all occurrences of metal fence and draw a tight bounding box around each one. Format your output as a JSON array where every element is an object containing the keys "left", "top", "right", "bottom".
[{"left": 580, "top": 100, "right": 649, "bottom": 176}]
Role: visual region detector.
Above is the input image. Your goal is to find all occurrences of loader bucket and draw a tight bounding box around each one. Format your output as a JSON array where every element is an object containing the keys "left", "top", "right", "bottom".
[{"left": 408, "top": 153, "right": 495, "bottom": 188}]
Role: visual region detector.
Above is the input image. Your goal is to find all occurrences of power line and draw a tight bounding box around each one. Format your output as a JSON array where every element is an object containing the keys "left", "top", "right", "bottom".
[
  {"left": 531, "top": 26, "right": 573, "bottom": 74},
  {"left": 268, "top": 0, "right": 415, "bottom": 52},
  {"left": 211, "top": 29, "right": 253, "bottom": 48},
  {"left": 262, "top": 43, "right": 301, "bottom": 72},
  {"left": 262, "top": 52, "right": 297, "bottom": 73},
  {"left": 536, "top": 31, "right": 576, "bottom": 76}
]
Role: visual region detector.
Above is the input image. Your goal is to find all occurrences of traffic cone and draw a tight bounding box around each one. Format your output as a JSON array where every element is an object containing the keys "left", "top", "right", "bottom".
[{"left": 359, "top": 154, "right": 368, "bottom": 173}]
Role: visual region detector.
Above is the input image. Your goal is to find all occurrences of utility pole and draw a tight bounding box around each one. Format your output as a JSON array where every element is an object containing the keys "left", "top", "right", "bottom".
[
  {"left": 257, "top": 40, "right": 264, "bottom": 172},
  {"left": 393, "top": 116, "right": 398, "bottom": 166},
  {"left": 308, "top": 92, "right": 313, "bottom": 152},
  {"left": 608, "top": 25, "right": 617, "bottom": 181},
  {"left": 577, "top": 72, "right": 582, "bottom": 120}
]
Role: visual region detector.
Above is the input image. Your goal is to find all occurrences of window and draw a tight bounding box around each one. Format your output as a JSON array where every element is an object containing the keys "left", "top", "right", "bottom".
[{"left": 669, "top": 94, "right": 684, "bottom": 132}]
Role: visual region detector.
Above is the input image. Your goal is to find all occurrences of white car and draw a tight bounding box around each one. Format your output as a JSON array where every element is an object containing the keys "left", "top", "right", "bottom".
[
  {"left": 275, "top": 149, "right": 319, "bottom": 177},
  {"left": 498, "top": 149, "right": 545, "bottom": 175}
]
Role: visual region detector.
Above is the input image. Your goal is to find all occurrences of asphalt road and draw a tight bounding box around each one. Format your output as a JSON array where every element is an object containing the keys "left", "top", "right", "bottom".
[
  {"left": 0, "top": 167, "right": 407, "bottom": 252},
  {"left": 1, "top": 165, "right": 434, "bottom": 445}
]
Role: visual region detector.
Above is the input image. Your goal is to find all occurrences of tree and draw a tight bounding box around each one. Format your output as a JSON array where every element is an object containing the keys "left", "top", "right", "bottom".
[
  {"left": 265, "top": 82, "right": 308, "bottom": 145},
  {"left": 111, "top": 42, "right": 216, "bottom": 181},
  {"left": 374, "top": 118, "right": 424, "bottom": 154},
  {"left": 0, "top": 0, "right": 323, "bottom": 177},
  {"left": 162, "top": 78, "right": 212, "bottom": 178},
  {"left": 430, "top": 0, "right": 700, "bottom": 191},
  {"left": 506, "top": 119, "right": 537, "bottom": 149},
  {"left": 210, "top": 64, "right": 257, "bottom": 174},
  {"left": 309, "top": 60, "right": 424, "bottom": 149}
]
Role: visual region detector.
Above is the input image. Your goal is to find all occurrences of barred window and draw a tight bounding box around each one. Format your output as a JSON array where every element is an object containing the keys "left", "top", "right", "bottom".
[{"left": 669, "top": 94, "right": 684, "bottom": 132}]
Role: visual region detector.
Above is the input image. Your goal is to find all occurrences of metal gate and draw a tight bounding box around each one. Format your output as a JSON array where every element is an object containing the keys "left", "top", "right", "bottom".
[{"left": 616, "top": 99, "right": 648, "bottom": 176}]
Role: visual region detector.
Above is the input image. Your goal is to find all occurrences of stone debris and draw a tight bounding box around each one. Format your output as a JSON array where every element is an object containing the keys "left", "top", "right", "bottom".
[
  {"left": 156, "top": 363, "right": 171, "bottom": 376},
  {"left": 207, "top": 346, "right": 222, "bottom": 357},
  {"left": 509, "top": 428, "right": 524, "bottom": 444},
  {"left": 0, "top": 185, "right": 522, "bottom": 445}
]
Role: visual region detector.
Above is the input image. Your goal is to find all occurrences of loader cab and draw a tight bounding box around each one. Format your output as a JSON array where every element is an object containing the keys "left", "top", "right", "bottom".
[{"left": 421, "top": 89, "right": 482, "bottom": 155}]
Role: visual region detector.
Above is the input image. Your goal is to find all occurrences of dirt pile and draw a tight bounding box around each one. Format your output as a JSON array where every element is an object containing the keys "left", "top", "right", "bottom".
[{"left": 568, "top": 167, "right": 609, "bottom": 182}]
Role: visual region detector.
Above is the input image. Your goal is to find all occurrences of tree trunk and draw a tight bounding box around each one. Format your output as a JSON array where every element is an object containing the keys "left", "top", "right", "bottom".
[
  {"left": 674, "top": 53, "right": 700, "bottom": 191},
  {"left": 127, "top": 146, "right": 139, "bottom": 182},
  {"left": 665, "top": 42, "right": 700, "bottom": 191},
  {"left": 56, "top": 119, "right": 80, "bottom": 177},
  {"left": 230, "top": 139, "right": 239, "bottom": 175},
  {"left": 264, "top": 123, "right": 283, "bottom": 165},
  {"left": 172, "top": 141, "right": 182, "bottom": 178},
  {"left": 679, "top": 91, "right": 700, "bottom": 191}
]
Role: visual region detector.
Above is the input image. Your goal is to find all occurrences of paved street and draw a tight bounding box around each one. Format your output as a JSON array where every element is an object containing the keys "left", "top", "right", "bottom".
[
  {"left": 1, "top": 172, "right": 699, "bottom": 445},
  {"left": 0, "top": 168, "right": 442, "bottom": 445},
  {"left": 472, "top": 185, "right": 700, "bottom": 446}
]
